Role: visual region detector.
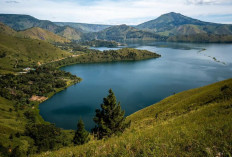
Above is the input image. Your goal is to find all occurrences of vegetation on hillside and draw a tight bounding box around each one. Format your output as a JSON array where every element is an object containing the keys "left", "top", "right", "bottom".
[
  {"left": 0, "top": 67, "right": 81, "bottom": 102},
  {"left": 0, "top": 22, "right": 17, "bottom": 36},
  {"left": 56, "top": 26, "right": 82, "bottom": 41},
  {"left": 0, "top": 32, "right": 71, "bottom": 73},
  {"left": 0, "top": 29, "right": 161, "bottom": 156},
  {"left": 46, "top": 48, "right": 161, "bottom": 68},
  {"left": 92, "top": 89, "right": 130, "bottom": 139},
  {"left": 0, "top": 23, "right": 70, "bottom": 43},
  {"left": 17, "top": 27, "right": 70, "bottom": 43},
  {"left": 35, "top": 78, "right": 232, "bottom": 157},
  {"left": 73, "top": 119, "right": 90, "bottom": 145},
  {"left": 0, "top": 66, "right": 81, "bottom": 156}
]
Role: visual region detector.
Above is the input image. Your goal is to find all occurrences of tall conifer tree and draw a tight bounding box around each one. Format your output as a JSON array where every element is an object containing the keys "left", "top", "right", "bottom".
[
  {"left": 92, "top": 89, "right": 130, "bottom": 139},
  {"left": 73, "top": 119, "right": 90, "bottom": 145}
]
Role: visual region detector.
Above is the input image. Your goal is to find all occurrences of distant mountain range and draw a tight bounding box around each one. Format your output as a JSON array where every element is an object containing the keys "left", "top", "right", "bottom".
[
  {"left": 0, "top": 12, "right": 232, "bottom": 42},
  {"left": 55, "top": 22, "right": 111, "bottom": 33},
  {"left": 0, "top": 14, "right": 82, "bottom": 41},
  {"left": 82, "top": 24, "right": 167, "bottom": 42},
  {"left": 136, "top": 12, "right": 232, "bottom": 36}
]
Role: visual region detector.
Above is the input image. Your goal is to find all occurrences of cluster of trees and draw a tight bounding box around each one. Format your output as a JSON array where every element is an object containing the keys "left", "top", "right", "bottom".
[
  {"left": 0, "top": 66, "right": 81, "bottom": 103},
  {"left": 0, "top": 66, "right": 81, "bottom": 156},
  {"left": 73, "top": 89, "right": 130, "bottom": 146},
  {"left": 25, "top": 123, "right": 63, "bottom": 153}
]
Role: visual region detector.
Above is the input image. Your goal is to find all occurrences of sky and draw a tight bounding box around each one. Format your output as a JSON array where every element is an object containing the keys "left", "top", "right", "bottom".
[{"left": 0, "top": 0, "right": 232, "bottom": 25}]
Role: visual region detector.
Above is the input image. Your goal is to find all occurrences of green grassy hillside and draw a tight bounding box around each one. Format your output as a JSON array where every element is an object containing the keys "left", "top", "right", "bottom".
[
  {"left": 0, "top": 23, "right": 70, "bottom": 43},
  {"left": 0, "top": 32, "right": 72, "bottom": 73},
  {"left": 57, "top": 26, "right": 82, "bottom": 41},
  {"left": 35, "top": 78, "right": 232, "bottom": 157},
  {"left": 0, "top": 22, "right": 17, "bottom": 36},
  {"left": 17, "top": 27, "right": 70, "bottom": 43}
]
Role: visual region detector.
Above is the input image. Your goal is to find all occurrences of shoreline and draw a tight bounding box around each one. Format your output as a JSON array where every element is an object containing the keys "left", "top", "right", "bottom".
[{"left": 34, "top": 79, "right": 81, "bottom": 126}]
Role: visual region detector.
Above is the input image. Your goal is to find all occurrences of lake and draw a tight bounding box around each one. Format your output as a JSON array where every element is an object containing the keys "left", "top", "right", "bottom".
[{"left": 39, "top": 42, "right": 232, "bottom": 130}]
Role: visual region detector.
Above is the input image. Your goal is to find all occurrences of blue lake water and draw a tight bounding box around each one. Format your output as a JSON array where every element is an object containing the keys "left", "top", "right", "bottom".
[{"left": 39, "top": 42, "right": 232, "bottom": 130}]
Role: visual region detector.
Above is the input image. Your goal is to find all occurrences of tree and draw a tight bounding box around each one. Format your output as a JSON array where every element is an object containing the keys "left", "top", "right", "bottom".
[
  {"left": 73, "top": 119, "right": 90, "bottom": 145},
  {"left": 92, "top": 89, "right": 130, "bottom": 139},
  {"left": 25, "top": 123, "right": 62, "bottom": 152}
]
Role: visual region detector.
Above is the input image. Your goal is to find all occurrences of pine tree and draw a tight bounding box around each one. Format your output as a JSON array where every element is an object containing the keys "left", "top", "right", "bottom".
[
  {"left": 92, "top": 89, "right": 130, "bottom": 139},
  {"left": 73, "top": 119, "right": 90, "bottom": 145}
]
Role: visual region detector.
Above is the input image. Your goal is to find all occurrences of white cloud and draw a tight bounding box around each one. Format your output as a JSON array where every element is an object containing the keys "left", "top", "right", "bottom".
[
  {"left": 186, "top": 0, "right": 232, "bottom": 5},
  {"left": 0, "top": 0, "right": 232, "bottom": 24}
]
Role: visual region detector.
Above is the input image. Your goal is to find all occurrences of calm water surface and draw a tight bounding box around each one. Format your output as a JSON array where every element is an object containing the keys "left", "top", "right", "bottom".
[{"left": 39, "top": 42, "right": 232, "bottom": 130}]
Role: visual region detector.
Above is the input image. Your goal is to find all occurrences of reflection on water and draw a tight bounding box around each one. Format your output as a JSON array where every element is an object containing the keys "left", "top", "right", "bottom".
[{"left": 39, "top": 42, "right": 232, "bottom": 130}]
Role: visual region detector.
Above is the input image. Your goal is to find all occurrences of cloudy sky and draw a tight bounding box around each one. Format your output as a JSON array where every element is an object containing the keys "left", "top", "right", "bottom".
[{"left": 0, "top": 0, "right": 232, "bottom": 25}]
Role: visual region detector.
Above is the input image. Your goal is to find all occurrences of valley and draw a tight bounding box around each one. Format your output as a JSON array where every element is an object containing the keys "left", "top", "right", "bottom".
[{"left": 0, "top": 11, "right": 231, "bottom": 157}]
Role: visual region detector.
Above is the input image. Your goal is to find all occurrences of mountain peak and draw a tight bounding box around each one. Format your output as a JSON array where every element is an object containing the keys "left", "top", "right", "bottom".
[{"left": 136, "top": 12, "right": 216, "bottom": 33}]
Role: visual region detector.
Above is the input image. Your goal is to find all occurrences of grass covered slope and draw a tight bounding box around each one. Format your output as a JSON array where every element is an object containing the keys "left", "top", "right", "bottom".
[
  {"left": 0, "top": 22, "right": 17, "bottom": 36},
  {"left": 0, "top": 23, "right": 70, "bottom": 43},
  {"left": 17, "top": 27, "right": 70, "bottom": 43},
  {"left": 37, "top": 78, "right": 232, "bottom": 157},
  {"left": 0, "top": 32, "right": 71, "bottom": 73}
]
